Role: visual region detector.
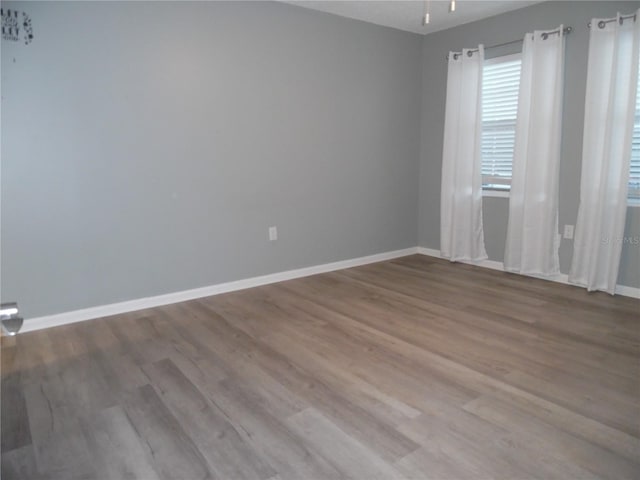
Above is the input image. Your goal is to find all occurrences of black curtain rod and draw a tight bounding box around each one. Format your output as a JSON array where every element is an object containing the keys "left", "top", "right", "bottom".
[
  {"left": 588, "top": 12, "right": 637, "bottom": 29},
  {"left": 447, "top": 26, "right": 572, "bottom": 60}
]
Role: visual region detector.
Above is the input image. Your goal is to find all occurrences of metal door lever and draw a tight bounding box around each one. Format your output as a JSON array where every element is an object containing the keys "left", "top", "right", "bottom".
[{"left": 1, "top": 302, "right": 23, "bottom": 336}]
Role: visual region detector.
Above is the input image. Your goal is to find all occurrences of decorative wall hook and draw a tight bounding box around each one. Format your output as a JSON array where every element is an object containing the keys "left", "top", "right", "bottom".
[{"left": 1, "top": 8, "right": 34, "bottom": 45}]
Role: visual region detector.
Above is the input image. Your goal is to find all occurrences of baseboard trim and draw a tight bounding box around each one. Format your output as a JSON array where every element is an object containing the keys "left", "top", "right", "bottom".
[
  {"left": 21, "top": 244, "right": 639, "bottom": 333},
  {"left": 417, "top": 247, "right": 640, "bottom": 299},
  {"left": 21, "top": 247, "right": 419, "bottom": 333},
  {"left": 616, "top": 284, "right": 640, "bottom": 299}
]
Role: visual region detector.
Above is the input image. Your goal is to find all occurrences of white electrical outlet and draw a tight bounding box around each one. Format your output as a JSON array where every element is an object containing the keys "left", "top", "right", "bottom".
[
  {"left": 563, "top": 224, "right": 574, "bottom": 240},
  {"left": 268, "top": 226, "right": 278, "bottom": 241}
]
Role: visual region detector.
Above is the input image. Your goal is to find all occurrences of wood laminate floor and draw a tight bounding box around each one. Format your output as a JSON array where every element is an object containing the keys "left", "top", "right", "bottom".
[{"left": 2, "top": 255, "right": 639, "bottom": 479}]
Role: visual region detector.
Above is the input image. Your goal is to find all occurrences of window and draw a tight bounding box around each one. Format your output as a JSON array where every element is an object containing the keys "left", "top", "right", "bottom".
[
  {"left": 481, "top": 54, "right": 521, "bottom": 191},
  {"left": 630, "top": 65, "right": 640, "bottom": 201}
]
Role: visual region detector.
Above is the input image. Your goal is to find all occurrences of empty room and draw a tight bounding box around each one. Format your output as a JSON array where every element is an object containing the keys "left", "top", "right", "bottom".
[{"left": 1, "top": 0, "right": 639, "bottom": 478}]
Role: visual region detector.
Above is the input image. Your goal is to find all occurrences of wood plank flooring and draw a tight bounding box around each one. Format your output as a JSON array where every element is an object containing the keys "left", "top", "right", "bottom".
[{"left": 2, "top": 254, "right": 639, "bottom": 479}]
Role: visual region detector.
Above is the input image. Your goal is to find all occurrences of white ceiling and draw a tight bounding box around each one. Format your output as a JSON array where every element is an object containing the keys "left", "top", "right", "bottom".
[{"left": 283, "top": 1, "right": 544, "bottom": 35}]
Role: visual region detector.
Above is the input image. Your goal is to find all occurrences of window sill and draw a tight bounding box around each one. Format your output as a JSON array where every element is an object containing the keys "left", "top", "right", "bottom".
[{"left": 483, "top": 189, "right": 510, "bottom": 198}]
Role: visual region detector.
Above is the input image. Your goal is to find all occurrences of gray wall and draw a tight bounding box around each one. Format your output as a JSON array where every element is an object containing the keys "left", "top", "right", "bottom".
[
  {"left": 418, "top": 0, "right": 640, "bottom": 288},
  {"left": 1, "top": 1, "right": 423, "bottom": 318},
  {"left": 4, "top": 1, "right": 638, "bottom": 321}
]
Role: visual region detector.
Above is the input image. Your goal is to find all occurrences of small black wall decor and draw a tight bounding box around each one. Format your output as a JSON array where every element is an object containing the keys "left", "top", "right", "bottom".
[{"left": 1, "top": 8, "right": 33, "bottom": 45}]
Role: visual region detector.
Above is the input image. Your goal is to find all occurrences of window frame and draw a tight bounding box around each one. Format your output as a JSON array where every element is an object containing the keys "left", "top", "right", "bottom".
[
  {"left": 629, "top": 66, "right": 640, "bottom": 205},
  {"left": 481, "top": 52, "right": 522, "bottom": 195}
]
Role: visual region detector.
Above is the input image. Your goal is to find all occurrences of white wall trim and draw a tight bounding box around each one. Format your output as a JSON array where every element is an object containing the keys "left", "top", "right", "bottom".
[
  {"left": 21, "top": 244, "right": 639, "bottom": 333},
  {"left": 21, "top": 247, "right": 419, "bottom": 333},
  {"left": 616, "top": 284, "right": 640, "bottom": 298},
  {"left": 417, "top": 247, "right": 640, "bottom": 299}
]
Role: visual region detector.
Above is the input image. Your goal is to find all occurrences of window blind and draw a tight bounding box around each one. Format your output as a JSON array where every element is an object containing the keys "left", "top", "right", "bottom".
[
  {"left": 630, "top": 66, "right": 640, "bottom": 200},
  {"left": 481, "top": 56, "right": 521, "bottom": 189}
]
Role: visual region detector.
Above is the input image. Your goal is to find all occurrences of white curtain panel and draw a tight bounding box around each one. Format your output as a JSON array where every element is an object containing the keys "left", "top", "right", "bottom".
[
  {"left": 569, "top": 11, "right": 640, "bottom": 294},
  {"left": 440, "top": 46, "right": 488, "bottom": 262},
  {"left": 504, "top": 27, "right": 565, "bottom": 277}
]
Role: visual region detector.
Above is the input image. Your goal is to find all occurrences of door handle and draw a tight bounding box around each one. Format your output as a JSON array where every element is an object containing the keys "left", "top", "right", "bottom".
[{"left": 1, "top": 302, "right": 23, "bottom": 336}]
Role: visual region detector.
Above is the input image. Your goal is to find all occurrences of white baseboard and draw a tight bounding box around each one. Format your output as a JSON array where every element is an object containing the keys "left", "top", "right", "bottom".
[
  {"left": 21, "top": 247, "right": 419, "bottom": 333},
  {"left": 417, "top": 247, "right": 640, "bottom": 299},
  {"left": 616, "top": 284, "right": 640, "bottom": 299},
  {"left": 21, "top": 244, "right": 639, "bottom": 333}
]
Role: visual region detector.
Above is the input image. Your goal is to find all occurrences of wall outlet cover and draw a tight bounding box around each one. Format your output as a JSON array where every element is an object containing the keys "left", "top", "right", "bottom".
[{"left": 563, "top": 224, "right": 574, "bottom": 240}]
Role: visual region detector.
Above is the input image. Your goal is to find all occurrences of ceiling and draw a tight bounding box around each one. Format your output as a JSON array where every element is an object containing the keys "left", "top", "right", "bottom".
[{"left": 283, "top": 1, "right": 544, "bottom": 35}]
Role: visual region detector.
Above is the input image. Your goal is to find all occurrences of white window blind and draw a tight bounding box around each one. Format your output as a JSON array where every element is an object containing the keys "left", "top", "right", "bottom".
[
  {"left": 481, "top": 54, "right": 522, "bottom": 190},
  {"left": 630, "top": 63, "right": 640, "bottom": 200}
]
